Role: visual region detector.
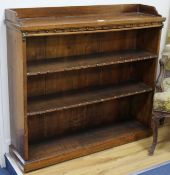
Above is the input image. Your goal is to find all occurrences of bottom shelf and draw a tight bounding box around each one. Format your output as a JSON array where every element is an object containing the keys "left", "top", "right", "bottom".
[{"left": 10, "top": 120, "right": 151, "bottom": 172}]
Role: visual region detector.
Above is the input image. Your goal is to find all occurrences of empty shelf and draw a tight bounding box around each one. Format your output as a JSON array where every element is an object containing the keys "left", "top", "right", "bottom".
[
  {"left": 27, "top": 50, "right": 157, "bottom": 76},
  {"left": 27, "top": 82, "right": 152, "bottom": 116},
  {"left": 29, "top": 120, "right": 150, "bottom": 162}
]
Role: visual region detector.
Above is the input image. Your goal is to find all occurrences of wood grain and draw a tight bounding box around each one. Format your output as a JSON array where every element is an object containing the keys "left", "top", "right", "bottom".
[
  {"left": 6, "top": 26, "right": 28, "bottom": 160},
  {"left": 5, "top": 4, "right": 165, "bottom": 33},
  {"left": 27, "top": 93, "right": 152, "bottom": 144},
  {"left": 10, "top": 120, "right": 151, "bottom": 172},
  {"left": 5, "top": 4, "right": 165, "bottom": 173},
  {"left": 27, "top": 50, "right": 157, "bottom": 76},
  {"left": 26, "top": 31, "right": 137, "bottom": 61},
  {"left": 27, "top": 82, "right": 152, "bottom": 116},
  {"left": 24, "top": 121, "right": 170, "bottom": 175}
]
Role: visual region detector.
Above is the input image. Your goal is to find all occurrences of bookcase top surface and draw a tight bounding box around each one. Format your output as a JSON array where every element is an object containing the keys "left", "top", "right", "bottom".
[{"left": 5, "top": 4, "right": 165, "bottom": 35}]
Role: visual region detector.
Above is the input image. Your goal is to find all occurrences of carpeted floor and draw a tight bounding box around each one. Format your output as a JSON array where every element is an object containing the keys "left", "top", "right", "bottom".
[
  {"left": 0, "top": 169, "right": 10, "bottom": 175},
  {"left": 134, "top": 161, "right": 170, "bottom": 175}
]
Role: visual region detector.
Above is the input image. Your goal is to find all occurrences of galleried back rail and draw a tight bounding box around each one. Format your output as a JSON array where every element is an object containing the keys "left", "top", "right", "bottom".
[{"left": 5, "top": 4, "right": 165, "bottom": 172}]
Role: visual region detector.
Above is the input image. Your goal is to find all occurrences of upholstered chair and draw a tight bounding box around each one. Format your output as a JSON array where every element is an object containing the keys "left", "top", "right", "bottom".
[{"left": 149, "top": 45, "right": 170, "bottom": 155}]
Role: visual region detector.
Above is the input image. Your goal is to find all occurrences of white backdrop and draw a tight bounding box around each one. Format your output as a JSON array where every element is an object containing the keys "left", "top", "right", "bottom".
[{"left": 0, "top": 0, "right": 170, "bottom": 167}]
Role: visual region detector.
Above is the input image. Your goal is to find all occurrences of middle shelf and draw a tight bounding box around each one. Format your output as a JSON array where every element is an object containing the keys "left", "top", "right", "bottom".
[{"left": 27, "top": 82, "right": 153, "bottom": 116}]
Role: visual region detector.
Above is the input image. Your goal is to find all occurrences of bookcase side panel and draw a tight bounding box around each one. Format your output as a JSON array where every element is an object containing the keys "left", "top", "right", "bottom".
[
  {"left": 6, "top": 27, "right": 28, "bottom": 160},
  {"left": 135, "top": 27, "right": 163, "bottom": 127}
]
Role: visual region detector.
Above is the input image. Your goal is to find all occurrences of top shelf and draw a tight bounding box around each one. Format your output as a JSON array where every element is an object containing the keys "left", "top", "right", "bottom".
[
  {"left": 27, "top": 50, "right": 157, "bottom": 76},
  {"left": 5, "top": 4, "right": 165, "bottom": 36}
]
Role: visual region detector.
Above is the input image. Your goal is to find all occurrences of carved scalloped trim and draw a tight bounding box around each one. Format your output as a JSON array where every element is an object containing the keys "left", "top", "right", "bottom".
[{"left": 22, "top": 22, "right": 163, "bottom": 37}]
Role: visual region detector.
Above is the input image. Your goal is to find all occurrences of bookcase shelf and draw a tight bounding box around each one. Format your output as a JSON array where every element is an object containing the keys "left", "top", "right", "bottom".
[
  {"left": 6, "top": 4, "right": 165, "bottom": 173},
  {"left": 28, "top": 82, "right": 152, "bottom": 116},
  {"left": 27, "top": 50, "right": 157, "bottom": 76},
  {"left": 28, "top": 120, "right": 149, "bottom": 167}
]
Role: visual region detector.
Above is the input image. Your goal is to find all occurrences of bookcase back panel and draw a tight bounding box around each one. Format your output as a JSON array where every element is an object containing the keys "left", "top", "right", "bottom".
[
  {"left": 137, "top": 28, "right": 161, "bottom": 54},
  {"left": 26, "top": 30, "right": 137, "bottom": 61},
  {"left": 28, "top": 97, "right": 132, "bottom": 143},
  {"left": 132, "top": 59, "right": 157, "bottom": 88},
  {"left": 27, "top": 65, "right": 133, "bottom": 97},
  {"left": 27, "top": 60, "right": 155, "bottom": 98},
  {"left": 26, "top": 28, "right": 161, "bottom": 62},
  {"left": 132, "top": 92, "right": 153, "bottom": 127},
  {"left": 28, "top": 92, "right": 152, "bottom": 144}
]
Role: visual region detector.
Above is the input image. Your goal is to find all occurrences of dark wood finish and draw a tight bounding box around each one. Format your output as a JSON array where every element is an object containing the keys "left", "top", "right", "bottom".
[
  {"left": 27, "top": 50, "right": 157, "bottom": 76},
  {"left": 10, "top": 120, "right": 150, "bottom": 172},
  {"left": 148, "top": 112, "right": 160, "bottom": 155},
  {"left": 29, "top": 121, "right": 148, "bottom": 160},
  {"left": 26, "top": 31, "right": 137, "bottom": 61},
  {"left": 5, "top": 4, "right": 165, "bottom": 35},
  {"left": 27, "top": 82, "right": 152, "bottom": 116},
  {"left": 5, "top": 4, "right": 165, "bottom": 172},
  {"left": 6, "top": 26, "right": 28, "bottom": 160}
]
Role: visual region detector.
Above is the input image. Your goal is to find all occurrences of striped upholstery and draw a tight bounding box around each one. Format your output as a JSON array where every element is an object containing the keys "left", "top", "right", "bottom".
[{"left": 154, "top": 78, "right": 170, "bottom": 112}]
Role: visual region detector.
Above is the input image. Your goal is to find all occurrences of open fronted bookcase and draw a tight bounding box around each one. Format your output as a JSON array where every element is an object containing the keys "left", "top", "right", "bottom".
[{"left": 5, "top": 4, "right": 165, "bottom": 172}]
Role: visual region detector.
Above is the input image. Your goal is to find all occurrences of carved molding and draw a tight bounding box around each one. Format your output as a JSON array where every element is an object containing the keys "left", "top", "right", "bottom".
[
  {"left": 156, "top": 54, "right": 169, "bottom": 92},
  {"left": 22, "top": 22, "right": 163, "bottom": 37}
]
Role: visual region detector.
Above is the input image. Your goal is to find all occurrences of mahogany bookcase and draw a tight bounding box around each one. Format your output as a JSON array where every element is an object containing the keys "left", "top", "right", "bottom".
[{"left": 5, "top": 4, "right": 165, "bottom": 172}]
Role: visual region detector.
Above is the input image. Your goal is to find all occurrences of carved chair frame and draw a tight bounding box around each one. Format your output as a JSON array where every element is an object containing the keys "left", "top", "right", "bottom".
[{"left": 149, "top": 46, "right": 170, "bottom": 155}]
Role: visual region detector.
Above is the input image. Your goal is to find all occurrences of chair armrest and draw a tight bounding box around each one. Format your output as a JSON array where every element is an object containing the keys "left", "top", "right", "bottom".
[{"left": 156, "top": 54, "right": 168, "bottom": 92}]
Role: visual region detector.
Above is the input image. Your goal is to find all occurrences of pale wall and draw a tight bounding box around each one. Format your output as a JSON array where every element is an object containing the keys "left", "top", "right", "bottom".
[{"left": 0, "top": 0, "right": 170, "bottom": 167}]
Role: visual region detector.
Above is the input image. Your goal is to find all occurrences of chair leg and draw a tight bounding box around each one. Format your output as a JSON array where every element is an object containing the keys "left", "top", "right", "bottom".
[
  {"left": 160, "top": 118, "right": 165, "bottom": 125},
  {"left": 148, "top": 113, "right": 159, "bottom": 156}
]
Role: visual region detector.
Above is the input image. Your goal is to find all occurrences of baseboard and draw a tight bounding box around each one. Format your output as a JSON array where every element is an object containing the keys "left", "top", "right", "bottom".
[{"left": 5, "top": 154, "right": 23, "bottom": 175}]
